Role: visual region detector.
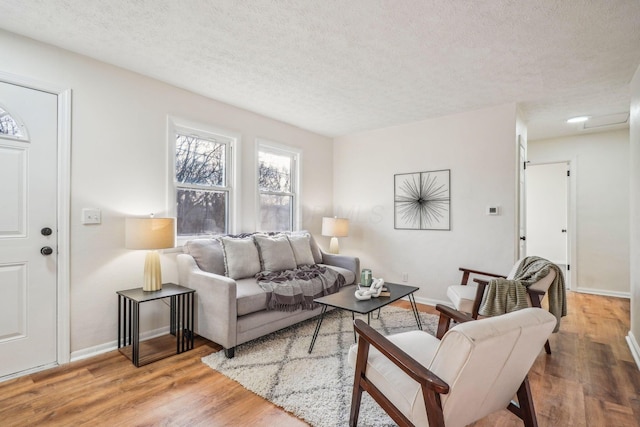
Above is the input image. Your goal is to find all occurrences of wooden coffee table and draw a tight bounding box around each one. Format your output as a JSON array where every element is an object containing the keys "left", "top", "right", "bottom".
[{"left": 308, "top": 282, "right": 422, "bottom": 353}]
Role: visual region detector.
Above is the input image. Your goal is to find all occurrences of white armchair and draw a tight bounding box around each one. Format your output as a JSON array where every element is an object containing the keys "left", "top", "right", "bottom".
[
  {"left": 446, "top": 257, "right": 562, "bottom": 354},
  {"left": 348, "top": 305, "right": 556, "bottom": 427}
]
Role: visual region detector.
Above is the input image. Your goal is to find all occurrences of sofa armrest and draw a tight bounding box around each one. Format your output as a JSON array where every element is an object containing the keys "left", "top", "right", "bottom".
[
  {"left": 320, "top": 250, "right": 360, "bottom": 279},
  {"left": 177, "top": 253, "right": 238, "bottom": 349}
]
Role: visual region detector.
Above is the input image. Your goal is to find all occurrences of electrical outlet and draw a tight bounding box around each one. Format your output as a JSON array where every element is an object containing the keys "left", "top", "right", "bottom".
[
  {"left": 402, "top": 272, "right": 408, "bottom": 282},
  {"left": 82, "top": 208, "right": 101, "bottom": 225},
  {"left": 486, "top": 206, "right": 500, "bottom": 215}
]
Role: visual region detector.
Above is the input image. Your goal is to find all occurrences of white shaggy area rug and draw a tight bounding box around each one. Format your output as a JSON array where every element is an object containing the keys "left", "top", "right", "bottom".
[{"left": 201, "top": 306, "right": 438, "bottom": 427}]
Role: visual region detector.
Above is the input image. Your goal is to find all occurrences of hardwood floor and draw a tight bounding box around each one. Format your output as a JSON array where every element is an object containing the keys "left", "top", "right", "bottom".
[{"left": 1, "top": 291, "right": 638, "bottom": 426}]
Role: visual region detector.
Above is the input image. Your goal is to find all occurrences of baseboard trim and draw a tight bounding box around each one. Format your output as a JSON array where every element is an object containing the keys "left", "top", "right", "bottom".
[
  {"left": 70, "top": 326, "right": 169, "bottom": 362},
  {"left": 410, "top": 295, "right": 450, "bottom": 308},
  {"left": 0, "top": 362, "right": 59, "bottom": 383},
  {"left": 574, "top": 287, "right": 630, "bottom": 299},
  {"left": 71, "top": 341, "right": 118, "bottom": 362},
  {"left": 626, "top": 331, "right": 640, "bottom": 371}
]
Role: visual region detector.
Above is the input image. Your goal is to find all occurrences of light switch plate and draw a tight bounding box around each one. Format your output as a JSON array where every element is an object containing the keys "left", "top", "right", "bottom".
[{"left": 82, "top": 208, "right": 101, "bottom": 224}]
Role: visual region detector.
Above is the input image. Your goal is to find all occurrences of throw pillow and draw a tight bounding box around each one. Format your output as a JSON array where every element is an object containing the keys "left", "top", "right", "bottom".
[
  {"left": 253, "top": 234, "right": 297, "bottom": 272},
  {"left": 182, "top": 238, "right": 226, "bottom": 275},
  {"left": 289, "top": 230, "right": 323, "bottom": 264},
  {"left": 287, "top": 234, "right": 315, "bottom": 266},
  {"left": 218, "top": 236, "right": 261, "bottom": 280}
]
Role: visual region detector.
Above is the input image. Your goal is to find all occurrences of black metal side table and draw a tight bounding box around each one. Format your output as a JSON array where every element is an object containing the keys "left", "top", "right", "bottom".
[{"left": 117, "top": 283, "right": 195, "bottom": 367}]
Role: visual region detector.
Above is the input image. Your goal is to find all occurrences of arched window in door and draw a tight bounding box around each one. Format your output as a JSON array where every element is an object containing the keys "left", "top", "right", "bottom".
[{"left": 0, "top": 104, "right": 29, "bottom": 140}]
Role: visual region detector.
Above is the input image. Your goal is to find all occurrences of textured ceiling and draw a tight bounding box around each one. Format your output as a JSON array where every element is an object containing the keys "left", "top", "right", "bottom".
[{"left": 1, "top": 0, "right": 639, "bottom": 140}]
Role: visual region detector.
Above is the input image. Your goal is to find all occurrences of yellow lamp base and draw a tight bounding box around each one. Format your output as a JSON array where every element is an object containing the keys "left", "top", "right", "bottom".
[
  {"left": 329, "top": 237, "right": 340, "bottom": 254},
  {"left": 143, "top": 250, "right": 163, "bottom": 291}
]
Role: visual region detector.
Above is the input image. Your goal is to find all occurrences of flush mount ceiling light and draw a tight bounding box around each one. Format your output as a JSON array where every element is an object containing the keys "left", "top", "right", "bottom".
[{"left": 566, "top": 116, "right": 590, "bottom": 123}]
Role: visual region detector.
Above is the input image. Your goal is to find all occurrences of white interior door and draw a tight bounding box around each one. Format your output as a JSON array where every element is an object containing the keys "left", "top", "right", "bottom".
[
  {"left": 0, "top": 82, "right": 58, "bottom": 377},
  {"left": 518, "top": 140, "right": 527, "bottom": 258},
  {"left": 525, "top": 162, "right": 568, "bottom": 264}
]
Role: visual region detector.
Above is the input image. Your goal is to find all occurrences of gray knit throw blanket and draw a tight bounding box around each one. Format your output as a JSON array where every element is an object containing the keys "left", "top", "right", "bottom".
[
  {"left": 256, "top": 265, "right": 345, "bottom": 312},
  {"left": 478, "top": 256, "right": 567, "bottom": 332}
]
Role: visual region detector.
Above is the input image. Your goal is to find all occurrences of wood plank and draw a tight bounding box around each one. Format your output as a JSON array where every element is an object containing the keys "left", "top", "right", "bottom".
[{"left": 0, "top": 291, "right": 638, "bottom": 427}]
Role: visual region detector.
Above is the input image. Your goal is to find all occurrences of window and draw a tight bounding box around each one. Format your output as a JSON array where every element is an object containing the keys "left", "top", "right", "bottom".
[
  {"left": 257, "top": 141, "right": 300, "bottom": 231},
  {"left": 0, "top": 105, "right": 28, "bottom": 140},
  {"left": 170, "top": 118, "right": 236, "bottom": 238}
]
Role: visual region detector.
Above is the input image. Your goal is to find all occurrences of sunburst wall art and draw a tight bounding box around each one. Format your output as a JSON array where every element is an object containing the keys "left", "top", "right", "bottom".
[{"left": 394, "top": 169, "right": 451, "bottom": 230}]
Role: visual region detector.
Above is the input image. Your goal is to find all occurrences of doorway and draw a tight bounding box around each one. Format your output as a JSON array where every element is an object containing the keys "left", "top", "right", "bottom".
[{"left": 525, "top": 162, "right": 571, "bottom": 287}]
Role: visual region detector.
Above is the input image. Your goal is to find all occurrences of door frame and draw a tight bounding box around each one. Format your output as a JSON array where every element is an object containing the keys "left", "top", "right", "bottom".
[
  {"left": 0, "top": 71, "right": 71, "bottom": 372},
  {"left": 526, "top": 158, "right": 578, "bottom": 291}
]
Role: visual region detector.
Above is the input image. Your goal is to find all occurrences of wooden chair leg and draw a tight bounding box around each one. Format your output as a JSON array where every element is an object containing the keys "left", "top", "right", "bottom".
[
  {"left": 349, "top": 383, "right": 363, "bottom": 427},
  {"left": 508, "top": 376, "right": 539, "bottom": 427},
  {"left": 516, "top": 376, "right": 538, "bottom": 427},
  {"left": 350, "top": 338, "right": 371, "bottom": 426}
]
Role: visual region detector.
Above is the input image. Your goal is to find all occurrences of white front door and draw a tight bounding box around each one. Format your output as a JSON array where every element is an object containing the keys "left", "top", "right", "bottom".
[{"left": 0, "top": 81, "right": 58, "bottom": 377}]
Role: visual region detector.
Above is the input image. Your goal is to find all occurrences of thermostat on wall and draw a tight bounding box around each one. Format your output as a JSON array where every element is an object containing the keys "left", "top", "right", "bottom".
[{"left": 486, "top": 206, "right": 500, "bottom": 215}]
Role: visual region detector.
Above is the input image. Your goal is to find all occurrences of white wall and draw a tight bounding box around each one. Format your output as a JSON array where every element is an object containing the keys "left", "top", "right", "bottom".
[
  {"left": 528, "top": 130, "right": 630, "bottom": 295},
  {"left": 333, "top": 103, "right": 519, "bottom": 304},
  {"left": 0, "top": 29, "right": 334, "bottom": 355},
  {"left": 629, "top": 65, "right": 640, "bottom": 367}
]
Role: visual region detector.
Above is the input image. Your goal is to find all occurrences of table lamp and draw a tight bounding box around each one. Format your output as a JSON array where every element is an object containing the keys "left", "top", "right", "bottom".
[
  {"left": 321, "top": 217, "right": 349, "bottom": 254},
  {"left": 125, "top": 216, "right": 176, "bottom": 291}
]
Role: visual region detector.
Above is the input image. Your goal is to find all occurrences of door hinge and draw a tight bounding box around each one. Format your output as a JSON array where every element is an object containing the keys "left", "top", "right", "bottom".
[
  {"left": 567, "top": 170, "right": 570, "bottom": 177},
  {"left": 567, "top": 264, "right": 570, "bottom": 271}
]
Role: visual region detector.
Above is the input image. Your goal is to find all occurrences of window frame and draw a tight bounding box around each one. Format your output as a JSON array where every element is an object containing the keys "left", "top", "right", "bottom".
[
  {"left": 256, "top": 139, "right": 301, "bottom": 232},
  {"left": 168, "top": 116, "right": 239, "bottom": 243}
]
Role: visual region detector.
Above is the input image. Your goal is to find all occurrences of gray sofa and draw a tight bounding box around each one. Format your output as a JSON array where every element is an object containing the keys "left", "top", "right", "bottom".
[{"left": 177, "top": 231, "right": 359, "bottom": 358}]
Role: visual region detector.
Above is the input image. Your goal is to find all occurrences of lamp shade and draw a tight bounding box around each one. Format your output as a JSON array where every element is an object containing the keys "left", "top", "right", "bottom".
[
  {"left": 125, "top": 217, "right": 176, "bottom": 250},
  {"left": 321, "top": 217, "right": 349, "bottom": 237}
]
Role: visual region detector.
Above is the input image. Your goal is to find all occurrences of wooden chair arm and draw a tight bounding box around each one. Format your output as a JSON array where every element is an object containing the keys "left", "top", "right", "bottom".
[
  {"left": 527, "top": 288, "right": 545, "bottom": 296},
  {"left": 353, "top": 319, "right": 449, "bottom": 395},
  {"left": 435, "top": 304, "right": 475, "bottom": 338},
  {"left": 435, "top": 304, "right": 474, "bottom": 324},
  {"left": 458, "top": 267, "right": 507, "bottom": 285}
]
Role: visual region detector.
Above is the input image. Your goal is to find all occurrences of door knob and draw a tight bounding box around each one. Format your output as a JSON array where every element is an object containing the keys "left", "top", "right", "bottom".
[
  {"left": 41, "top": 227, "right": 53, "bottom": 236},
  {"left": 41, "top": 246, "right": 53, "bottom": 256}
]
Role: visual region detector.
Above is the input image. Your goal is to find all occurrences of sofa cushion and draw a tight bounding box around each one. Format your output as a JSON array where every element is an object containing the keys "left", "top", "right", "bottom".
[
  {"left": 236, "top": 277, "right": 270, "bottom": 316},
  {"left": 446, "top": 284, "right": 477, "bottom": 314},
  {"left": 287, "top": 234, "right": 315, "bottom": 266},
  {"left": 320, "top": 264, "right": 355, "bottom": 285},
  {"left": 182, "top": 238, "right": 225, "bottom": 276},
  {"left": 254, "top": 234, "right": 297, "bottom": 272},
  {"left": 219, "top": 236, "right": 261, "bottom": 279}
]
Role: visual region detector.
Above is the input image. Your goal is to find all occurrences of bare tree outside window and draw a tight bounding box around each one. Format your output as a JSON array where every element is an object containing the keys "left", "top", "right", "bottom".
[
  {"left": 175, "top": 133, "right": 229, "bottom": 236},
  {"left": 258, "top": 148, "right": 296, "bottom": 231}
]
